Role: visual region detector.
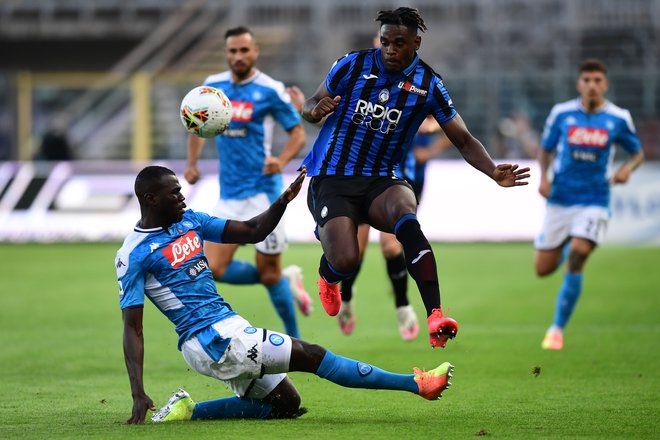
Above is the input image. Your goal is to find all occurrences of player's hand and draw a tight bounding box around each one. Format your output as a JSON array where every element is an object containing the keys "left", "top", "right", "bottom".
[
  {"left": 492, "top": 164, "right": 530, "bottom": 187},
  {"left": 310, "top": 96, "right": 341, "bottom": 120},
  {"left": 611, "top": 165, "right": 632, "bottom": 185},
  {"left": 127, "top": 393, "right": 156, "bottom": 425},
  {"left": 282, "top": 166, "right": 307, "bottom": 203},
  {"left": 538, "top": 178, "right": 551, "bottom": 199},
  {"left": 287, "top": 86, "right": 305, "bottom": 113},
  {"left": 263, "top": 156, "right": 284, "bottom": 175},
  {"left": 184, "top": 165, "right": 201, "bottom": 185}
]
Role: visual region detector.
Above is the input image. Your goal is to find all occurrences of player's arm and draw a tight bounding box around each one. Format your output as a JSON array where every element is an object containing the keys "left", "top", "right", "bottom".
[
  {"left": 442, "top": 114, "right": 530, "bottom": 187},
  {"left": 184, "top": 134, "right": 206, "bottom": 184},
  {"left": 612, "top": 150, "right": 644, "bottom": 184},
  {"left": 122, "top": 306, "right": 155, "bottom": 424},
  {"left": 538, "top": 149, "right": 554, "bottom": 199},
  {"left": 263, "top": 123, "right": 306, "bottom": 175},
  {"left": 301, "top": 82, "right": 341, "bottom": 124},
  {"left": 222, "top": 167, "right": 306, "bottom": 244}
]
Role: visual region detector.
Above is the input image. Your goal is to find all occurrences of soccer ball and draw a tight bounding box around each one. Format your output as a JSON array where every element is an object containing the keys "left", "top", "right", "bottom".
[{"left": 180, "top": 86, "right": 232, "bottom": 138}]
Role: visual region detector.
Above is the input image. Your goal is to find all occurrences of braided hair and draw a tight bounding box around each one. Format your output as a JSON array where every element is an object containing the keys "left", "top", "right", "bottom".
[{"left": 375, "top": 7, "right": 427, "bottom": 33}]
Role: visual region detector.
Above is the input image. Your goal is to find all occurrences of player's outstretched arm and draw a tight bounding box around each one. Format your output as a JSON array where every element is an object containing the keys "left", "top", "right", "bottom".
[
  {"left": 222, "top": 167, "right": 307, "bottom": 244},
  {"left": 301, "top": 82, "right": 340, "bottom": 124},
  {"left": 442, "top": 114, "right": 530, "bottom": 187},
  {"left": 122, "top": 306, "right": 155, "bottom": 424}
]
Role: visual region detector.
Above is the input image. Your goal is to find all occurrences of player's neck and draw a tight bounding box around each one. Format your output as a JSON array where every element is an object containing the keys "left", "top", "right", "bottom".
[
  {"left": 232, "top": 68, "right": 258, "bottom": 84},
  {"left": 581, "top": 97, "right": 606, "bottom": 114}
]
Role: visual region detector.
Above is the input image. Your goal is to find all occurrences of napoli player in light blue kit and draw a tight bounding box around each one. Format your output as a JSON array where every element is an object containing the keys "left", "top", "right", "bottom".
[
  {"left": 535, "top": 59, "right": 644, "bottom": 350},
  {"left": 117, "top": 165, "right": 454, "bottom": 424},
  {"left": 185, "top": 26, "right": 312, "bottom": 339}
]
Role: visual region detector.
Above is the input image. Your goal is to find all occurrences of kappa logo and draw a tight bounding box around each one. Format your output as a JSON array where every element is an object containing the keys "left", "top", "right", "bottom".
[
  {"left": 246, "top": 343, "right": 259, "bottom": 364},
  {"left": 397, "top": 81, "right": 428, "bottom": 97},
  {"left": 162, "top": 231, "right": 203, "bottom": 268},
  {"left": 115, "top": 258, "right": 126, "bottom": 269},
  {"left": 149, "top": 242, "right": 160, "bottom": 253}
]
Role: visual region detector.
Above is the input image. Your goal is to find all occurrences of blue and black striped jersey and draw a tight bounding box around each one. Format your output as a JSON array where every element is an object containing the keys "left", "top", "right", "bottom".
[{"left": 302, "top": 48, "right": 456, "bottom": 177}]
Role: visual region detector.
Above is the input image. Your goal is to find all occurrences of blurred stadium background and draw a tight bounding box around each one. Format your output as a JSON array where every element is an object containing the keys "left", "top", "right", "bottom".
[{"left": 0, "top": 0, "right": 658, "bottom": 243}]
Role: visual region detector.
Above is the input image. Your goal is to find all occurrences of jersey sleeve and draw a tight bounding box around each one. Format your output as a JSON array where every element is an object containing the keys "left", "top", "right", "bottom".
[
  {"left": 541, "top": 105, "right": 563, "bottom": 151},
  {"left": 116, "top": 249, "right": 145, "bottom": 309},
  {"left": 430, "top": 77, "right": 457, "bottom": 125},
  {"left": 325, "top": 52, "right": 356, "bottom": 97},
  {"left": 267, "top": 82, "right": 302, "bottom": 132},
  {"left": 616, "top": 110, "right": 642, "bottom": 154},
  {"left": 191, "top": 210, "right": 228, "bottom": 243}
]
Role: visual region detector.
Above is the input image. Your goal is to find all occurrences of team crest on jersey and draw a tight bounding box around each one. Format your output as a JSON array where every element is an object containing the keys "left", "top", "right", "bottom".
[
  {"left": 356, "top": 362, "right": 373, "bottom": 377},
  {"left": 163, "top": 230, "right": 203, "bottom": 268},
  {"left": 244, "top": 326, "right": 258, "bottom": 334},
  {"left": 568, "top": 127, "right": 609, "bottom": 148},
  {"left": 269, "top": 334, "right": 285, "bottom": 346},
  {"left": 230, "top": 100, "right": 254, "bottom": 122},
  {"left": 182, "top": 221, "right": 194, "bottom": 228},
  {"left": 398, "top": 81, "right": 428, "bottom": 97},
  {"left": 378, "top": 88, "right": 390, "bottom": 104}
]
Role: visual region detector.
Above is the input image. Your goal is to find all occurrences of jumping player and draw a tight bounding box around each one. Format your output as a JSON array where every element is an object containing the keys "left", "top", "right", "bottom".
[
  {"left": 185, "top": 26, "right": 312, "bottom": 338},
  {"left": 535, "top": 58, "right": 644, "bottom": 350},
  {"left": 300, "top": 7, "right": 530, "bottom": 348},
  {"left": 117, "top": 165, "right": 454, "bottom": 424}
]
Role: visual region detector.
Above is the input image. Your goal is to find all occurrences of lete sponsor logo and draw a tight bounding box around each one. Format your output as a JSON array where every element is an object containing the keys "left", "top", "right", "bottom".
[
  {"left": 163, "top": 231, "right": 202, "bottom": 268},
  {"left": 567, "top": 126, "right": 609, "bottom": 148},
  {"left": 230, "top": 100, "right": 254, "bottom": 122}
]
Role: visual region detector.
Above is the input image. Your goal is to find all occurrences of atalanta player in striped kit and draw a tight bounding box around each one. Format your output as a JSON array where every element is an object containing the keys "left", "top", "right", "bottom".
[
  {"left": 300, "top": 7, "right": 530, "bottom": 348},
  {"left": 535, "top": 59, "right": 644, "bottom": 350}
]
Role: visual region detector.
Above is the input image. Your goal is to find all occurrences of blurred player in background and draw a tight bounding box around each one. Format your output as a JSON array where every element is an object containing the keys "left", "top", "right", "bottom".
[
  {"left": 535, "top": 59, "right": 644, "bottom": 350},
  {"left": 118, "top": 165, "right": 454, "bottom": 424},
  {"left": 185, "top": 26, "right": 311, "bottom": 338},
  {"left": 300, "top": 7, "right": 529, "bottom": 349},
  {"left": 338, "top": 116, "right": 453, "bottom": 340}
]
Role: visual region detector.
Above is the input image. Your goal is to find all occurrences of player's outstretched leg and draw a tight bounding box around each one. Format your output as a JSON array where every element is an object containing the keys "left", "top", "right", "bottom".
[
  {"left": 393, "top": 214, "right": 458, "bottom": 348},
  {"left": 152, "top": 389, "right": 273, "bottom": 422},
  {"left": 315, "top": 350, "right": 454, "bottom": 400},
  {"left": 283, "top": 265, "right": 313, "bottom": 316}
]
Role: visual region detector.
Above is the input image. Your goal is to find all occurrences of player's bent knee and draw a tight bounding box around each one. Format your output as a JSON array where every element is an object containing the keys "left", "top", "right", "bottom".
[{"left": 266, "top": 378, "right": 302, "bottom": 419}]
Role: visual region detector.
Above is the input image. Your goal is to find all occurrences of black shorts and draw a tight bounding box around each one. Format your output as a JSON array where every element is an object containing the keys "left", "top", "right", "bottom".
[{"left": 306, "top": 175, "right": 413, "bottom": 227}]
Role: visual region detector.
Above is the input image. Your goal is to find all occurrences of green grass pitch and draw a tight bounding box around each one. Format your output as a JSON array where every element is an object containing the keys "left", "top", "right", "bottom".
[{"left": 1, "top": 242, "right": 658, "bottom": 439}]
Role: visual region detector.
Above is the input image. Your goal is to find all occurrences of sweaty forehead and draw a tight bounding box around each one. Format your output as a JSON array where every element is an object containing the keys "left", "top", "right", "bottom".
[{"left": 380, "top": 24, "right": 415, "bottom": 40}]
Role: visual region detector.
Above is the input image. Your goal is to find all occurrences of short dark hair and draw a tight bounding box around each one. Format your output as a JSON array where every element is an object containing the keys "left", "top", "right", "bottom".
[
  {"left": 224, "top": 26, "right": 254, "bottom": 40},
  {"left": 579, "top": 58, "right": 607, "bottom": 75},
  {"left": 134, "top": 165, "right": 175, "bottom": 200},
  {"left": 376, "top": 7, "right": 427, "bottom": 33}
]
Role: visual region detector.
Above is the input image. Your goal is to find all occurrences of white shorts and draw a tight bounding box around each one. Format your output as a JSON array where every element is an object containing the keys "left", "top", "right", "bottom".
[
  {"left": 534, "top": 204, "right": 610, "bottom": 250},
  {"left": 213, "top": 194, "right": 288, "bottom": 255},
  {"left": 181, "top": 315, "right": 293, "bottom": 399}
]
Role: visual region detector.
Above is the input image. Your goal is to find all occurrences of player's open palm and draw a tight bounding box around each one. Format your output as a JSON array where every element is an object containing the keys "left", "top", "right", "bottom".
[
  {"left": 493, "top": 164, "right": 530, "bottom": 187},
  {"left": 283, "top": 166, "right": 307, "bottom": 202}
]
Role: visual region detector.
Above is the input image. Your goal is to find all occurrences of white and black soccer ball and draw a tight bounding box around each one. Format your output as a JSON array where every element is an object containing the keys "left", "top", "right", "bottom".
[{"left": 180, "top": 86, "right": 232, "bottom": 138}]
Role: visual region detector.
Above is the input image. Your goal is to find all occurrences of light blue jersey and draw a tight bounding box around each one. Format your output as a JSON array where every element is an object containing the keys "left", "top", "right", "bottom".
[
  {"left": 115, "top": 210, "right": 236, "bottom": 352},
  {"left": 203, "top": 70, "right": 302, "bottom": 201},
  {"left": 541, "top": 98, "right": 641, "bottom": 207}
]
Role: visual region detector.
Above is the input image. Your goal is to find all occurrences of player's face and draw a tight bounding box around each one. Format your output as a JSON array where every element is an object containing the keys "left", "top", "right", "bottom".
[
  {"left": 225, "top": 33, "right": 259, "bottom": 80},
  {"left": 153, "top": 174, "right": 187, "bottom": 226},
  {"left": 577, "top": 70, "right": 608, "bottom": 108},
  {"left": 379, "top": 24, "right": 421, "bottom": 73}
]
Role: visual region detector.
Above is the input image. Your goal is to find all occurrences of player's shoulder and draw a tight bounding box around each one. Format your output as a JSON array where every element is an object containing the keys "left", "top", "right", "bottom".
[
  {"left": 331, "top": 49, "right": 368, "bottom": 68},
  {"left": 252, "top": 70, "right": 287, "bottom": 95},
  {"left": 546, "top": 98, "right": 581, "bottom": 123},
  {"left": 203, "top": 71, "right": 232, "bottom": 86},
  {"left": 603, "top": 100, "right": 633, "bottom": 121},
  {"left": 116, "top": 230, "right": 151, "bottom": 275}
]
